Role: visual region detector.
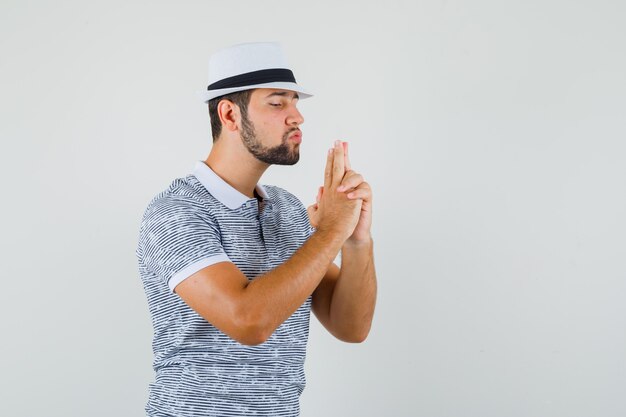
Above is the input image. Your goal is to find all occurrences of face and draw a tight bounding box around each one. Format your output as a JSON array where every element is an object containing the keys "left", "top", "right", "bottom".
[{"left": 239, "top": 88, "right": 304, "bottom": 165}]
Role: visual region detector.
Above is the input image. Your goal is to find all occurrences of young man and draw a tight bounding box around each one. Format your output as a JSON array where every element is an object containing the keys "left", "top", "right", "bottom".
[{"left": 137, "top": 42, "right": 377, "bottom": 417}]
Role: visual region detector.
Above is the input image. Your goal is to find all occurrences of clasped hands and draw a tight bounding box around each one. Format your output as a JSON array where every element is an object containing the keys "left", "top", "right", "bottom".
[{"left": 307, "top": 140, "right": 372, "bottom": 245}]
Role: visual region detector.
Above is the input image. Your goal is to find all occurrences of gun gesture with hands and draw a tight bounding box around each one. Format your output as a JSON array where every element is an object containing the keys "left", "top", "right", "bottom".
[{"left": 307, "top": 140, "right": 373, "bottom": 245}]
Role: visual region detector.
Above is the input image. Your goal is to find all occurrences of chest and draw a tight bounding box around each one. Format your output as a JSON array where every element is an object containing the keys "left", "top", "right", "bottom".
[{"left": 213, "top": 201, "right": 309, "bottom": 279}]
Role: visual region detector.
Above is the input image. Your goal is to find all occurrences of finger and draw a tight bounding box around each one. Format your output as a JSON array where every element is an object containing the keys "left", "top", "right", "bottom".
[
  {"left": 324, "top": 148, "right": 333, "bottom": 190},
  {"left": 332, "top": 140, "right": 345, "bottom": 188},
  {"left": 343, "top": 141, "right": 352, "bottom": 172},
  {"left": 337, "top": 171, "right": 363, "bottom": 192},
  {"left": 346, "top": 183, "right": 372, "bottom": 200},
  {"left": 346, "top": 189, "right": 372, "bottom": 200},
  {"left": 316, "top": 186, "right": 323, "bottom": 204}
]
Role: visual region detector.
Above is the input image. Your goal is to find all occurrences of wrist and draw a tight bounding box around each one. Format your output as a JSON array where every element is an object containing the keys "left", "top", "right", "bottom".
[
  {"left": 313, "top": 227, "right": 347, "bottom": 252},
  {"left": 344, "top": 234, "right": 373, "bottom": 249}
]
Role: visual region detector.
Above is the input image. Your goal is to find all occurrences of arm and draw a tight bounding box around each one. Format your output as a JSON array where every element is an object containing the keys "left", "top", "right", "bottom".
[
  {"left": 308, "top": 141, "right": 377, "bottom": 342},
  {"left": 175, "top": 141, "right": 361, "bottom": 345},
  {"left": 176, "top": 228, "right": 343, "bottom": 345},
  {"left": 312, "top": 240, "right": 377, "bottom": 343},
  {"left": 312, "top": 238, "right": 377, "bottom": 343}
]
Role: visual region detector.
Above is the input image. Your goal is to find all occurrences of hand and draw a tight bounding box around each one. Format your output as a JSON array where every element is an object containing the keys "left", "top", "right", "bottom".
[
  {"left": 307, "top": 141, "right": 373, "bottom": 244},
  {"left": 307, "top": 141, "right": 362, "bottom": 242}
]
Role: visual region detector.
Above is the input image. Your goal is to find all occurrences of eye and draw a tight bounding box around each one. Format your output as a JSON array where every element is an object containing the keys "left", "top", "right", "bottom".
[{"left": 269, "top": 103, "right": 282, "bottom": 107}]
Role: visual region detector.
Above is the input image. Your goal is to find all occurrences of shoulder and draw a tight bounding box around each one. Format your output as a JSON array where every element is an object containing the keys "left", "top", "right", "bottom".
[{"left": 140, "top": 175, "right": 213, "bottom": 231}]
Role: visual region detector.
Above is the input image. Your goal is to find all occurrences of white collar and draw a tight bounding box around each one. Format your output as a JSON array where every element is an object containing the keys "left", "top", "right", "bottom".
[{"left": 192, "top": 161, "right": 269, "bottom": 210}]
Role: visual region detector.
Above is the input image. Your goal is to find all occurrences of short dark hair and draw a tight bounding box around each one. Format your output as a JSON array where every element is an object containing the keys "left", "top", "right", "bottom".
[{"left": 208, "top": 89, "right": 254, "bottom": 142}]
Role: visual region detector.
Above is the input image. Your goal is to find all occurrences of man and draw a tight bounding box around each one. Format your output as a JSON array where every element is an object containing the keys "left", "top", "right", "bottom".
[{"left": 137, "top": 42, "right": 377, "bottom": 417}]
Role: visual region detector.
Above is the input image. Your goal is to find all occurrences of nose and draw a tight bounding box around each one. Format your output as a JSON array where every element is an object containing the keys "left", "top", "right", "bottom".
[{"left": 287, "top": 105, "right": 304, "bottom": 127}]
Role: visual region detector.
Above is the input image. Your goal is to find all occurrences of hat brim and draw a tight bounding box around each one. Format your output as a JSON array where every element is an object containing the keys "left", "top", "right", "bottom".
[{"left": 198, "top": 81, "right": 312, "bottom": 103}]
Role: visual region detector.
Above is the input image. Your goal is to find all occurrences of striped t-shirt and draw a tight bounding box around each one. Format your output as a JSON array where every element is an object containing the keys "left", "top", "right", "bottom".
[{"left": 136, "top": 161, "right": 315, "bottom": 417}]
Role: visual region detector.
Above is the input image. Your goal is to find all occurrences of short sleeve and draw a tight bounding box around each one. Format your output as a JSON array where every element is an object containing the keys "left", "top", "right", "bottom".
[{"left": 138, "top": 195, "right": 230, "bottom": 292}]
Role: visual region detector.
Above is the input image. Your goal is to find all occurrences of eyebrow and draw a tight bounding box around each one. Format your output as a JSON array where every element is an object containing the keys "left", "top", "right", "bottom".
[{"left": 265, "top": 91, "right": 300, "bottom": 100}]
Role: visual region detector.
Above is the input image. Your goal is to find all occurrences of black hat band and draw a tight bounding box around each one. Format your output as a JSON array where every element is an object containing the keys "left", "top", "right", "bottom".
[{"left": 207, "top": 68, "right": 296, "bottom": 91}]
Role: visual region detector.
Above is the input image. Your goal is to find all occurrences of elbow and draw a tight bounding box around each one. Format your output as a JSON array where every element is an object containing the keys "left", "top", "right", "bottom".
[
  {"left": 343, "top": 331, "right": 369, "bottom": 344},
  {"left": 236, "top": 328, "right": 270, "bottom": 346},
  {"left": 235, "top": 331, "right": 269, "bottom": 346},
  {"left": 335, "top": 326, "right": 371, "bottom": 344},
  {"left": 232, "top": 307, "right": 272, "bottom": 346}
]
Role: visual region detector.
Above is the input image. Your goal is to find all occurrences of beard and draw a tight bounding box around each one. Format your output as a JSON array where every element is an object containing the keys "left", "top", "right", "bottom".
[{"left": 240, "top": 113, "right": 300, "bottom": 165}]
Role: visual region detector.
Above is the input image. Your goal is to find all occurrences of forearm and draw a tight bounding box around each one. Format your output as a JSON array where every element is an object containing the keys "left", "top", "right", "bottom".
[
  {"left": 243, "top": 229, "right": 344, "bottom": 339},
  {"left": 329, "top": 237, "right": 377, "bottom": 342}
]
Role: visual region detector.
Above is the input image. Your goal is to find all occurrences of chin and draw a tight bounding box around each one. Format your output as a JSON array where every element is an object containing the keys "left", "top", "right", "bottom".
[{"left": 277, "top": 156, "right": 299, "bottom": 166}]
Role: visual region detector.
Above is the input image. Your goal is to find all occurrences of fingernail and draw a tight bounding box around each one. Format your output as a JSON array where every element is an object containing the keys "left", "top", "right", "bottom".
[
  {"left": 328, "top": 148, "right": 332, "bottom": 155},
  {"left": 335, "top": 140, "right": 341, "bottom": 147}
]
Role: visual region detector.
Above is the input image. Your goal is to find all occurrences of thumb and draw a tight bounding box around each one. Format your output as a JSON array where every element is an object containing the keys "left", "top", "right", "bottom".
[
  {"left": 316, "top": 186, "right": 323, "bottom": 204},
  {"left": 306, "top": 202, "right": 319, "bottom": 228}
]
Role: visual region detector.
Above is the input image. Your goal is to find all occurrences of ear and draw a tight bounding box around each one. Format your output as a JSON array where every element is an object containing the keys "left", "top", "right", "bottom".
[{"left": 217, "top": 99, "right": 241, "bottom": 133}]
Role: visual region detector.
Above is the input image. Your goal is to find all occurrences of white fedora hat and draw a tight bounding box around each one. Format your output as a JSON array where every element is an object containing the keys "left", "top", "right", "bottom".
[{"left": 198, "top": 42, "right": 313, "bottom": 103}]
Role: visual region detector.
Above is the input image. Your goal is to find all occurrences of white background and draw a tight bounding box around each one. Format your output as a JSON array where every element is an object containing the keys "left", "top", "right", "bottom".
[{"left": 1, "top": 1, "right": 625, "bottom": 416}]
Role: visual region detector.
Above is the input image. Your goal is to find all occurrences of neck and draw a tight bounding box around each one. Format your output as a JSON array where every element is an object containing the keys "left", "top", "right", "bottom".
[{"left": 205, "top": 136, "right": 269, "bottom": 199}]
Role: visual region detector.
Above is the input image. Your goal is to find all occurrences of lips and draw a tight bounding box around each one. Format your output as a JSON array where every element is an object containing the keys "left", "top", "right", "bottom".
[{"left": 288, "top": 131, "right": 302, "bottom": 143}]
